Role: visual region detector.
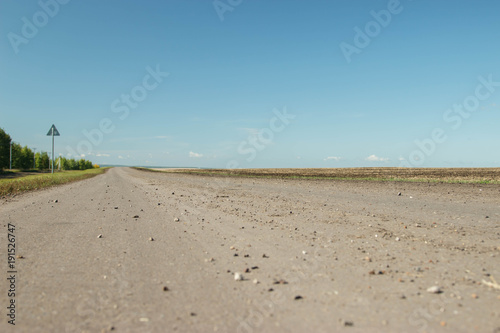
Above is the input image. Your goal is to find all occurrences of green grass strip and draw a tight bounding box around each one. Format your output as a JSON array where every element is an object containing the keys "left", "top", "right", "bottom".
[{"left": 0, "top": 168, "right": 109, "bottom": 197}]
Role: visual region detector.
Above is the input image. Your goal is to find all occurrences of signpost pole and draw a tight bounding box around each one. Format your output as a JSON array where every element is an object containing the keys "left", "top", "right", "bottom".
[
  {"left": 51, "top": 133, "right": 54, "bottom": 174},
  {"left": 46, "top": 124, "right": 60, "bottom": 174},
  {"left": 9, "top": 141, "right": 12, "bottom": 170}
]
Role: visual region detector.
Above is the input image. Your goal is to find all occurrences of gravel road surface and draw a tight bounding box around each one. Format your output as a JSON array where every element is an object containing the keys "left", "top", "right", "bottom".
[{"left": 1, "top": 167, "right": 499, "bottom": 332}]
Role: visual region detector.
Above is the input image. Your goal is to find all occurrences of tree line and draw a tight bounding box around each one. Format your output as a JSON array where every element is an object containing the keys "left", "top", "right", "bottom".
[{"left": 0, "top": 128, "right": 97, "bottom": 171}]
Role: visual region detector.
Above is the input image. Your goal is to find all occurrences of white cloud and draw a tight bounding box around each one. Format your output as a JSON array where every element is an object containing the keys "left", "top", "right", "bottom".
[
  {"left": 324, "top": 156, "right": 342, "bottom": 161},
  {"left": 96, "top": 153, "right": 110, "bottom": 157},
  {"left": 118, "top": 155, "right": 124, "bottom": 159},
  {"left": 366, "top": 154, "right": 389, "bottom": 162},
  {"left": 189, "top": 151, "right": 203, "bottom": 158}
]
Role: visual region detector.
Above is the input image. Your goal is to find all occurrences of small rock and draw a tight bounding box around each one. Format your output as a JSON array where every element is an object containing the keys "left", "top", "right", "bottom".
[
  {"left": 398, "top": 192, "right": 402, "bottom": 196},
  {"left": 395, "top": 237, "right": 400, "bottom": 241},
  {"left": 294, "top": 295, "right": 303, "bottom": 300},
  {"left": 163, "top": 286, "right": 169, "bottom": 291},
  {"left": 114, "top": 207, "right": 118, "bottom": 209},
  {"left": 174, "top": 218, "right": 180, "bottom": 222},
  {"left": 97, "top": 234, "right": 103, "bottom": 239},
  {"left": 54, "top": 199, "right": 59, "bottom": 203},
  {"left": 273, "top": 279, "right": 288, "bottom": 285},
  {"left": 190, "top": 312, "right": 196, "bottom": 316},
  {"left": 252, "top": 279, "right": 259, "bottom": 284},
  {"left": 344, "top": 321, "right": 354, "bottom": 327},
  {"left": 427, "top": 286, "right": 442, "bottom": 294},
  {"left": 262, "top": 254, "right": 269, "bottom": 258},
  {"left": 302, "top": 250, "right": 307, "bottom": 255},
  {"left": 234, "top": 272, "right": 244, "bottom": 281},
  {"left": 471, "top": 293, "right": 479, "bottom": 299},
  {"left": 133, "top": 215, "right": 139, "bottom": 219},
  {"left": 230, "top": 246, "right": 235, "bottom": 250},
  {"left": 149, "top": 237, "right": 154, "bottom": 241}
]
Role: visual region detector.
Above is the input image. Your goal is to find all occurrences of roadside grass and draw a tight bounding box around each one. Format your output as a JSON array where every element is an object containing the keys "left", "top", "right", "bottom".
[
  {"left": 0, "top": 168, "right": 109, "bottom": 197},
  {"left": 134, "top": 167, "right": 500, "bottom": 184}
]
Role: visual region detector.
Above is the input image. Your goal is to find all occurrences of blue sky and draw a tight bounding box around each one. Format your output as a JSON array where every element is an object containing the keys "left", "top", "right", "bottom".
[{"left": 1, "top": 0, "right": 499, "bottom": 168}]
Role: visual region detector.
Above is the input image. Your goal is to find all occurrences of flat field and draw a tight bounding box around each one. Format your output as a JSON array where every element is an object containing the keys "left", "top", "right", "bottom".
[{"left": 149, "top": 167, "right": 500, "bottom": 183}]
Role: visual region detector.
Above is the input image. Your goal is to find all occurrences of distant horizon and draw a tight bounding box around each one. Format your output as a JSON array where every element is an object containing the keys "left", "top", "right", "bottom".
[{"left": 103, "top": 164, "right": 500, "bottom": 170}]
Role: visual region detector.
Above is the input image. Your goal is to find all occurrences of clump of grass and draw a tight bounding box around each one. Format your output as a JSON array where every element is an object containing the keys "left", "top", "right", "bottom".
[{"left": 0, "top": 168, "right": 109, "bottom": 197}]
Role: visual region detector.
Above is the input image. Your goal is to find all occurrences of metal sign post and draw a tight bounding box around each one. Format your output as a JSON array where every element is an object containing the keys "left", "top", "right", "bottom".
[{"left": 46, "top": 125, "right": 60, "bottom": 174}]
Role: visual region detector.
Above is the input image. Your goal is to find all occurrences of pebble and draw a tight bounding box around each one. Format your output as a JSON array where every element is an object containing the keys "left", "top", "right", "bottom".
[
  {"left": 97, "top": 234, "right": 103, "bottom": 238},
  {"left": 234, "top": 272, "right": 244, "bottom": 281},
  {"left": 398, "top": 192, "right": 402, "bottom": 196},
  {"left": 294, "top": 295, "right": 303, "bottom": 300},
  {"left": 252, "top": 279, "right": 259, "bottom": 284},
  {"left": 395, "top": 237, "right": 400, "bottom": 241},
  {"left": 427, "top": 286, "right": 442, "bottom": 294},
  {"left": 174, "top": 218, "right": 180, "bottom": 222},
  {"left": 133, "top": 215, "right": 139, "bottom": 219},
  {"left": 149, "top": 237, "right": 154, "bottom": 241}
]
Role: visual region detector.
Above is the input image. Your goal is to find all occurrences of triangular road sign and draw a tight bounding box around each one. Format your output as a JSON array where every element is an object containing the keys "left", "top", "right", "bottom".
[{"left": 46, "top": 124, "right": 60, "bottom": 136}]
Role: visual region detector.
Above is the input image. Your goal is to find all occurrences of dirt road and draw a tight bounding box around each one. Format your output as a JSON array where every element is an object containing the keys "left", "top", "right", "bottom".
[{"left": 1, "top": 167, "right": 499, "bottom": 332}]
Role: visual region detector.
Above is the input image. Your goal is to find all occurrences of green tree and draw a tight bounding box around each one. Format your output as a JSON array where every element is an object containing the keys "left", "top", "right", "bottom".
[
  {"left": 19, "top": 146, "right": 33, "bottom": 170},
  {"left": 36, "top": 152, "right": 50, "bottom": 170},
  {"left": 11, "top": 143, "right": 22, "bottom": 169},
  {"left": 0, "top": 128, "right": 12, "bottom": 170}
]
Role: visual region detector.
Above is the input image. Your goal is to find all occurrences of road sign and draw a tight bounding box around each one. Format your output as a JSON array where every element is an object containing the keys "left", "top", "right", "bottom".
[
  {"left": 46, "top": 124, "right": 60, "bottom": 174},
  {"left": 46, "top": 124, "right": 60, "bottom": 136}
]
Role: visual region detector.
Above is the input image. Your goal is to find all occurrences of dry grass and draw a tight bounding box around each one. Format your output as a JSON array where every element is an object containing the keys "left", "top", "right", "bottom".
[{"left": 0, "top": 168, "right": 109, "bottom": 197}]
